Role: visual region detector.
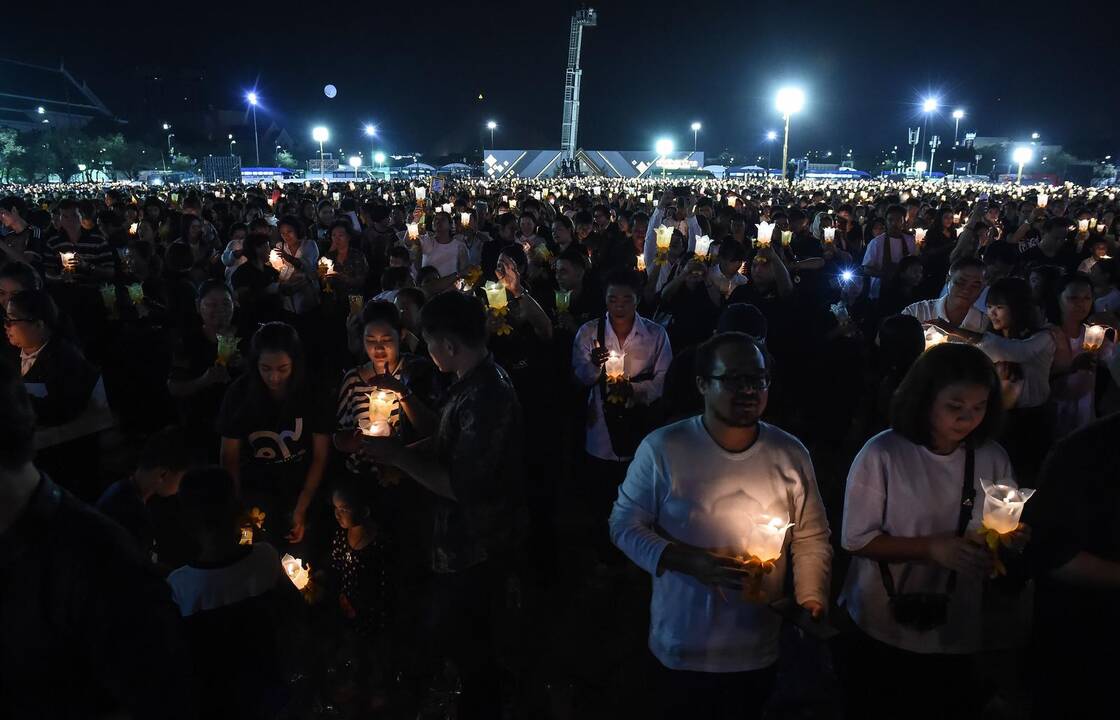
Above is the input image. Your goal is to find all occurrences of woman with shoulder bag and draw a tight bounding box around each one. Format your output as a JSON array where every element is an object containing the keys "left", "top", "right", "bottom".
[{"left": 837, "top": 343, "right": 1030, "bottom": 720}]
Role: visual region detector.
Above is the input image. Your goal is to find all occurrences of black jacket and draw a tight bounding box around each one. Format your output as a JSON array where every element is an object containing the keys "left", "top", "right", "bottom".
[{"left": 20, "top": 338, "right": 99, "bottom": 427}]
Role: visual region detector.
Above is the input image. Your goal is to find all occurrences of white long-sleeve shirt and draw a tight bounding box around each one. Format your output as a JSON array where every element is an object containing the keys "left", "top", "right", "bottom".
[
  {"left": 977, "top": 330, "right": 1056, "bottom": 408},
  {"left": 839, "top": 430, "right": 1014, "bottom": 654},
  {"left": 573, "top": 313, "right": 672, "bottom": 461},
  {"left": 903, "top": 296, "right": 990, "bottom": 333},
  {"left": 610, "top": 418, "right": 832, "bottom": 672},
  {"left": 642, "top": 208, "right": 700, "bottom": 271}
]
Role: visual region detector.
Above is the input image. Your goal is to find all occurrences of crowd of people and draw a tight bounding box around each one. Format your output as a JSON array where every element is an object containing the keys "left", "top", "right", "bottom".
[{"left": 1, "top": 174, "right": 1117, "bottom": 719}]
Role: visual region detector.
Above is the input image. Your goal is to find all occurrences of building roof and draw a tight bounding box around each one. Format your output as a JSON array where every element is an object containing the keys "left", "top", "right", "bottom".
[{"left": 0, "top": 58, "right": 118, "bottom": 131}]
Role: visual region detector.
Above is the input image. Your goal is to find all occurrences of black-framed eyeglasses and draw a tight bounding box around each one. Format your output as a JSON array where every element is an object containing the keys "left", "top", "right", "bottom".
[{"left": 704, "top": 373, "right": 771, "bottom": 391}]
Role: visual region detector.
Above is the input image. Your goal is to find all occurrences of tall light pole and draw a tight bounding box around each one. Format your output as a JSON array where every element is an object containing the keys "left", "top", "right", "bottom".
[
  {"left": 348, "top": 156, "right": 362, "bottom": 178},
  {"left": 247, "top": 92, "right": 260, "bottom": 165},
  {"left": 690, "top": 122, "right": 701, "bottom": 152},
  {"left": 766, "top": 130, "right": 777, "bottom": 175},
  {"left": 228, "top": 133, "right": 236, "bottom": 156},
  {"left": 952, "top": 108, "right": 964, "bottom": 146},
  {"left": 312, "top": 126, "right": 329, "bottom": 181},
  {"left": 486, "top": 120, "right": 497, "bottom": 148},
  {"left": 775, "top": 87, "right": 805, "bottom": 182},
  {"left": 1013, "top": 146, "right": 1033, "bottom": 184},
  {"left": 364, "top": 124, "right": 376, "bottom": 173},
  {"left": 928, "top": 135, "right": 941, "bottom": 175},
  {"left": 921, "top": 97, "right": 938, "bottom": 162},
  {"left": 374, "top": 151, "right": 386, "bottom": 174},
  {"left": 655, "top": 138, "right": 674, "bottom": 178}
]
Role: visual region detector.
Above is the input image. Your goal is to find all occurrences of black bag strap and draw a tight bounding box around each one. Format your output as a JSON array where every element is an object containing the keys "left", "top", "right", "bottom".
[{"left": 879, "top": 442, "right": 975, "bottom": 599}]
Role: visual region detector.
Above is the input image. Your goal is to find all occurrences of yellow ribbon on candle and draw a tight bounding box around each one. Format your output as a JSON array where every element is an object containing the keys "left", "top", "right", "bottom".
[{"left": 977, "top": 527, "right": 1010, "bottom": 577}]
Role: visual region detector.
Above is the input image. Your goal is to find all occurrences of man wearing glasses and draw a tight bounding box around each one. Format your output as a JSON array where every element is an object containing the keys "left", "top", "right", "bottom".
[{"left": 609, "top": 331, "right": 832, "bottom": 719}]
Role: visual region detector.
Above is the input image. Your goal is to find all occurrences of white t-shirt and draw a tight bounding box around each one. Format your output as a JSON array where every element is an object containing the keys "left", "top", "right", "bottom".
[
  {"left": 839, "top": 431, "right": 1014, "bottom": 654},
  {"left": 977, "top": 330, "right": 1056, "bottom": 408},
  {"left": 861, "top": 233, "right": 917, "bottom": 299},
  {"left": 610, "top": 418, "right": 832, "bottom": 672},
  {"left": 902, "top": 297, "right": 990, "bottom": 334},
  {"left": 166, "top": 543, "right": 281, "bottom": 617},
  {"left": 419, "top": 234, "right": 468, "bottom": 277},
  {"left": 708, "top": 266, "right": 749, "bottom": 298}
]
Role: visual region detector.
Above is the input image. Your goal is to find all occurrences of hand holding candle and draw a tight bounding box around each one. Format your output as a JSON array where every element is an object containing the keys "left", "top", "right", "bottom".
[
  {"left": 281, "top": 554, "right": 311, "bottom": 590},
  {"left": 1083, "top": 324, "right": 1107, "bottom": 352},
  {"left": 977, "top": 478, "right": 1035, "bottom": 576},
  {"left": 755, "top": 221, "right": 775, "bottom": 248}
]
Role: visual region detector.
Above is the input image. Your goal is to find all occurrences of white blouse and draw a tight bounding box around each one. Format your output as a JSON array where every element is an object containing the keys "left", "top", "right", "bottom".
[{"left": 977, "top": 330, "right": 1056, "bottom": 408}]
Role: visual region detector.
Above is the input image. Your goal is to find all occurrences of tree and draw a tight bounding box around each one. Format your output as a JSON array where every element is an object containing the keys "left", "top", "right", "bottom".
[
  {"left": 275, "top": 149, "right": 299, "bottom": 169},
  {"left": 0, "top": 129, "right": 25, "bottom": 183},
  {"left": 171, "top": 154, "right": 196, "bottom": 171},
  {"left": 96, "top": 133, "right": 160, "bottom": 180}
]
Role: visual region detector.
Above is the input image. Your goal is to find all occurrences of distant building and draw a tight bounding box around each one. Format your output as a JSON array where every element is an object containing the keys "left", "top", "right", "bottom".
[
  {"left": 0, "top": 58, "right": 121, "bottom": 131},
  {"left": 482, "top": 149, "right": 706, "bottom": 179}
]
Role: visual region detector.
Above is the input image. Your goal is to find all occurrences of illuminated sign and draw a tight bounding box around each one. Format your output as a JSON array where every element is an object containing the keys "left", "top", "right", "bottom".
[{"left": 655, "top": 158, "right": 700, "bottom": 170}]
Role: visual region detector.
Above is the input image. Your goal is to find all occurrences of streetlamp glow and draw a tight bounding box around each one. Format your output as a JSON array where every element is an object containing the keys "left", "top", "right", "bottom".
[
  {"left": 952, "top": 108, "right": 965, "bottom": 145},
  {"left": 922, "top": 97, "right": 939, "bottom": 113},
  {"left": 36, "top": 106, "right": 45, "bottom": 115},
  {"left": 775, "top": 87, "right": 805, "bottom": 181},
  {"left": 952, "top": 108, "right": 964, "bottom": 120},
  {"left": 364, "top": 124, "right": 376, "bottom": 137},
  {"left": 348, "top": 156, "right": 362, "bottom": 176},
  {"left": 766, "top": 131, "right": 777, "bottom": 141},
  {"left": 690, "top": 122, "right": 701, "bottom": 151},
  {"left": 312, "top": 126, "right": 329, "bottom": 143},
  {"left": 246, "top": 92, "right": 260, "bottom": 165},
  {"left": 486, "top": 120, "right": 497, "bottom": 148},
  {"left": 247, "top": 92, "right": 258, "bottom": 106},
  {"left": 1013, "top": 146, "right": 1033, "bottom": 184},
  {"left": 655, "top": 138, "right": 674, "bottom": 156},
  {"left": 373, "top": 152, "right": 386, "bottom": 166},
  {"left": 690, "top": 122, "right": 702, "bottom": 132}
]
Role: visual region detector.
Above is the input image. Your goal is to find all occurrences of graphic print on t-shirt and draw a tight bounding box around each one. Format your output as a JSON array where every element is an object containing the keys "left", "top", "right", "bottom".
[{"left": 248, "top": 418, "right": 305, "bottom": 463}]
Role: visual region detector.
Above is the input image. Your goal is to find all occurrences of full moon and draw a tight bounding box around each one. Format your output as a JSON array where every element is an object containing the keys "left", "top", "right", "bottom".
[{"left": 323, "top": 84, "right": 337, "bottom": 99}]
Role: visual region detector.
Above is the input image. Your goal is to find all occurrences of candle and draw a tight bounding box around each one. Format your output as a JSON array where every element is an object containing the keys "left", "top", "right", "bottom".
[
  {"left": 460, "top": 211, "right": 471, "bottom": 228},
  {"left": 360, "top": 418, "right": 391, "bottom": 437},
  {"left": 508, "top": 199, "right": 517, "bottom": 209},
  {"left": 555, "top": 289, "right": 571, "bottom": 314},
  {"left": 406, "top": 222, "right": 420, "bottom": 241},
  {"left": 655, "top": 225, "right": 673, "bottom": 251},
  {"left": 441, "top": 203, "right": 452, "bottom": 214},
  {"left": 415, "top": 186, "right": 426, "bottom": 201},
  {"left": 484, "top": 281, "right": 508, "bottom": 310},
  {"left": 823, "top": 227, "right": 836, "bottom": 245},
  {"left": 60, "top": 251, "right": 77, "bottom": 273},
  {"left": 636, "top": 254, "right": 647, "bottom": 272},
  {"left": 1078, "top": 219, "right": 1090, "bottom": 233},
  {"left": 694, "top": 234, "right": 713, "bottom": 258},
  {"left": 755, "top": 221, "right": 775, "bottom": 248},
  {"left": 1089, "top": 218, "right": 1098, "bottom": 231},
  {"left": 1083, "top": 324, "right": 1107, "bottom": 352},
  {"left": 348, "top": 294, "right": 364, "bottom": 316},
  {"left": 1037, "top": 193, "right": 1048, "bottom": 208},
  {"left": 216, "top": 333, "right": 238, "bottom": 366},
  {"left": 128, "top": 222, "right": 138, "bottom": 235},
  {"left": 368, "top": 390, "right": 397, "bottom": 422},
  {"left": 953, "top": 212, "right": 961, "bottom": 224},
  {"left": 99, "top": 284, "right": 117, "bottom": 313},
  {"left": 980, "top": 479, "right": 1035, "bottom": 535},
  {"left": 281, "top": 554, "right": 311, "bottom": 590},
  {"left": 728, "top": 196, "right": 737, "bottom": 208},
  {"left": 604, "top": 351, "right": 626, "bottom": 382},
  {"left": 318, "top": 257, "right": 335, "bottom": 277},
  {"left": 780, "top": 230, "right": 792, "bottom": 247},
  {"left": 746, "top": 514, "right": 794, "bottom": 563},
  {"left": 268, "top": 248, "right": 284, "bottom": 271},
  {"left": 914, "top": 228, "right": 927, "bottom": 248},
  {"left": 924, "top": 325, "right": 949, "bottom": 350},
  {"left": 126, "top": 283, "right": 144, "bottom": 306}
]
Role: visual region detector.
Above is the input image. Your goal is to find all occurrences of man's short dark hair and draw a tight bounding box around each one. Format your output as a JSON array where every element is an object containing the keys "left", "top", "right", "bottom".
[
  {"left": 1042, "top": 217, "right": 1069, "bottom": 235},
  {"left": 556, "top": 245, "right": 590, "bottom": 271},
  {"left": 603, "top": 268, "right": 642, "bottom": 296},
  {"left": 573, "top": 210, "right": 593, "bottom": 227},
  {"left": 890, "top": 343, "right": 1003, "bottom": 447},
  {"left": 948, "top": 256, "right": 985, "bottom": 275},
  {"left": 983, "top": 241, "right": 1019, "bottom": 268},
  {"left": 0, "top": 360, "right": 35, "bottom": 469},
  {"left": 0, "top": 195, "right": 28, "bottom": 216},
  {"left": 136, "top": 427, "right": 193, "bottom": 472},
  {"left": 694, "top": 331, "right": 766, "bottom": 378},
  {"left": 0, "top": 262, "right": 42, "bottom": 291},
  {"left": 420, "top": 290, "right": 487, "bottom": 348},
  {"left": 886, "top": 204, "right": 906, "bottom": 218}
]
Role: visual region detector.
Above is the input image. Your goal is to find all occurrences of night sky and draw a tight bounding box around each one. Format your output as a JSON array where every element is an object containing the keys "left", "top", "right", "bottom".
[{"left": 6, "top": 0, "right": 1118, "bottom": 161}]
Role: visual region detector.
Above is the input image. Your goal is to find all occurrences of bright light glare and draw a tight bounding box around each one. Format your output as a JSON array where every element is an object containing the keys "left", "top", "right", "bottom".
[
  {"left": 766, "top": 130, "right": 778, "bottom": 141},
  {"left": 952, "top": 108, "right": 964, "bottom": 119},
  {"left": 373, "top": 152, "right": 386, "bottom": 165},
  {"left": 1013, "top": 146, "right": 1033, "bottom": 165},
  {"left": 915, "top": 161, "right": 928, "bottom": 172},
  {"left": 655, "top": 138, "right": 674, "bottom": 155},
  {"left": 922, "top": 97, "right": 938, "bottom": 113},
  {"left": 247, "top": 92, "right": 258, "bottom": 106},
  {"left": 36, "top": 106, "right": 45, "bottom": 114},
  {"left": 348, "top": 156, "right": 362, "bottom": 168},
  {"left": 841, "top": 270, "right": 854, "bottom": 282},
  {"left": 312, "top": 126, "right": 329, "bottom": 143},
  {"left": 691, "top": 122, "right": 702, "bottom": 131},
  {"left": 364, "top": 124, "right": 376, "bottom": 137},
  {"left": 486, "top": 120, "right": 497, "bottom": 130},
  {"left": 776, "top": 87, "right": 806, "bottom": 116}
]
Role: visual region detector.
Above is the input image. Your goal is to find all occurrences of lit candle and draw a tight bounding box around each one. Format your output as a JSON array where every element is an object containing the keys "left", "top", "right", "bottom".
[
  {"left": 406, "top": 222, "right": 420, "bottom": 241},
  {"left": 1089, "top": 218, "right": 1098, "bottom": 231},
  {"left": 460, "top": 211, "right": 471, "bottom": 228},
  {"left": 1083, "top": 324, "right": 1107, "bottom": 352},
  {"left": 746, "top": 514, "right": 794, "bottom": 563},
  {"left": 348, "top": 294, "right": 364, "bottom": 316},
  {"left": 441, "top": 203, "right": 452, "bottom": 214},
  {"left": 655, "top": 225, "right": 673, "bottom": 251},
  {"left": 126, "top": 283, "right": 144, "bottom": 306},
  {"left": 1037, "top": 193, "right": 1048, "bottom": 208},
  {"left": 484, "top": 281, "right": 508, "bottom": 310},
  {"left": 953, "top": 212, "right": 961, "bottom": 224},
  {"left": 268, "top": 248, "right": 284, "bottom": 271},
  {"left": 980, "top": 479, "right": 1035, "bottom": 535},
  {"left": 780, "top": 230, "right": 792, "bottom": 247},
  {"left": 415, "top": 186, "right": 426, "bottom": 201},
  {"left": 755, "top": 221, "right": 775, "bottom": 248},
  {"left": 823, "top": 227, "right": 836, "bottom": 245},
  {"left": 604, "top": 351, "right": 626, "bottom": 382},
  {"left": 216, "top": 333, "right": 238, "bottom": 366},
  {"left": 636, "top": 254, "right": 647, "bottom": 272},
  {"left": 508, "top": 199, "right": 517, "bottom": 209},
  {"left": 281, "top": 553, "right": 310, "bottom": 590},
  {"left": 99, "top": 284, "right": 117, "bottom": 312},
  {"left": 728, "top": 196, "right": 738, "bottom": 208},
  {"left": 318, "top": 257, "right": 335, "bottom": 277},
  {"left": 360, "top": 418, "right": 391, "bottom": 437},
  {"left": 368, "top": 390, "right": 397, "bottom": 422},
  {"left": 60, "top": 251, "right": 77, "bottom": 273},
  {"left": 1078, "top": 219, "right": 1090, "bottom": 233},
  {"left": 128, "top": 222, "right": 138, "bottom": 235},
  {"left": 694, "top": 234, "right": 713, "bottom": 258},
  {"left": 924, "top": 325, "right": 949, "bottom": 350},
  {"left": 914, "top": 228, "right": 927, "bottom": 248}
]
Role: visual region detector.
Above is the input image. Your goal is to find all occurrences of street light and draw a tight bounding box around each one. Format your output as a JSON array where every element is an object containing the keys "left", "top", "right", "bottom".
[
  {"left": 765, "top": 130, "right": 778, "bottom": 175},
  {"left": 374, "top": 151, "right": 386, "bottom": 170},
  {"left": 246, "top": 91, "right": 260, "bottom": 166},
  {"left": 229, "top": 139, "right": 237, "bottom": 155},
  {"left": 36, "top": 106, "right": 45, "bottom": 115},
  {"left": 486, "top": 120, "right": 497, "bottom": 148},
  {"left": 655, "top": 138, "right": 674, "bottom": 177},
  {"left": 690, "top": 122, "right": 701, "bottom": 152},
  {"left": 312, "top": 126, "right": 329, "bottom": 181},
  {"left": 1031, "top": 132, "right": 1040, "bottom": 140},
  {"left": 914, "top": 160, "right": 928, "bottom": 178},
  {"left": 348, "top": 155, "right": 362, "bottom": 178},
  {"left": 1013, "top": 146, "right": 1033, "bottom": 184},
  {"left": 775, "top": 86, "right": 805, "bottom": 181},
  {"left": 920, "top": 96, "right": 938, "bottom": 162},
  {"left": 364, "top": 124, "right": 377, "bottom": 173},
  {"left": 952, "top": 108, "right": 965, "bottom": 145}
]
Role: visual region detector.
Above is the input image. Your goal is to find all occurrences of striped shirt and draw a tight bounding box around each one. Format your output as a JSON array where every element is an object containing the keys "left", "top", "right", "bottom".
[{"left": 43, "top": 231, "right": 114, "bottom": 281}]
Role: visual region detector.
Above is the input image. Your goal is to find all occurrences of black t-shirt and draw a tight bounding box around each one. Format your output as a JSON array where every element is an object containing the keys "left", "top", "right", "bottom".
[
  {"left": 231, "top": 262, "right": 280, "bottom": 297},
  {"left": 216, "top": 375, "right": 334, "bottom": 491},
  {"left": 169, "top": 327, "right": 245, "bottom": 453},
  {"left": 1021, "top": 242, "right": 1081, "bottom": 275},
  {"left": 95, "top": 479, "right": 154, "bottom": 560}
]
